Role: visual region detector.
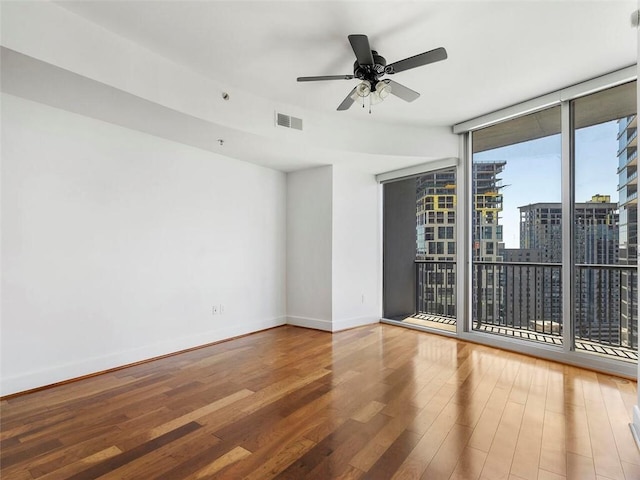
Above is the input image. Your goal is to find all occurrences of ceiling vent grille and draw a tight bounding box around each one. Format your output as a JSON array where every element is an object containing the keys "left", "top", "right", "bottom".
[{"left": 276, "top": 112, "right": 303, "bottom": 131}]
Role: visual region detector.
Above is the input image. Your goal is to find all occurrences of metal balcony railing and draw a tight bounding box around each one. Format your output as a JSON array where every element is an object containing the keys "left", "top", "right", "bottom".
[
  {"left": 575, "top": 264, "right": 637, "bottom": 349},
  {"left": 416, "top": 261, "right": 456, "bottom": 319},
  {"left": 471, "top": 261, "right": 637, "bottom": 351},
  {"left": 473, "top": 261, "right": 563, "bottom": 336},
  {"left": 413, "top": 260, "right": 637, "bottom": 360}
]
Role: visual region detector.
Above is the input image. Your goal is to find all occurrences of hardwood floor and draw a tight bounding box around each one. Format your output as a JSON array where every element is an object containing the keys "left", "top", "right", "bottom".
[{"left": 1, "top": 324, "right": 639, "bottom": 479}]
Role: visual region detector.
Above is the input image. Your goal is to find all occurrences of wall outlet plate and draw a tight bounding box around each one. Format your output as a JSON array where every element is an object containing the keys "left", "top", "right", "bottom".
[{"left": 212, "top": 305, "right": 219, "bottom": 315}]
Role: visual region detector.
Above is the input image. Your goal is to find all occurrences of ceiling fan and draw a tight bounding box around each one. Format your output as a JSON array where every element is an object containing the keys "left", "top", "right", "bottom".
[{"left": 297, "top": 34, "right": 447, "bottom": 111}]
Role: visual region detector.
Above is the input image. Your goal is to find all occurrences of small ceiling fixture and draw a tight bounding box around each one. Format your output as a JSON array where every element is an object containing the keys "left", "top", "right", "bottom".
[
  {"left": 297, "top": 34, "right": 447, "bottom": 112},
  {"left": 217, "top": 139, "right": 224, "bottom": 146}
]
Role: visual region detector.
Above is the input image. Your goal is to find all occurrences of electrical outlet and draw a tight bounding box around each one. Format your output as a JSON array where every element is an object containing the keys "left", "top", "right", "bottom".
[{"left": 212, "top": 305, "right": 219, "bottom": 315}]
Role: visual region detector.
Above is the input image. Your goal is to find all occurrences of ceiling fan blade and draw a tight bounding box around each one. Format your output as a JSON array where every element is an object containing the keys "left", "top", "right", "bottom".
[
  {"left": 297, "top": 75, "right": 354, "bottom": 82},
  {"left": 348, "top": 34, "right": 374, "bottom": 66},
  {"left": 337, "top": 87, "right": 358, "bottom": 111},
  {"left": 386, "top": 80, "right": 420, "bottom": 102},
  {"left": 386, "top": 47, "right": 447, "bottom": 74}
]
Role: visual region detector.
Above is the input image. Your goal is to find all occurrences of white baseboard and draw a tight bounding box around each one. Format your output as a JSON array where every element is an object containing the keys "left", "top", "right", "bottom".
[
  {"left": 0, "top": 316, "right": 286, "bottom": 397},
  {"left": 331, "top": 315, "right": 380, "bottom": 332},
  {"left": 286, "top": 315, "right": 380, "bottom": 332},
  {"left": 286, "top": 315, "right": 333, "bottom": 331}
]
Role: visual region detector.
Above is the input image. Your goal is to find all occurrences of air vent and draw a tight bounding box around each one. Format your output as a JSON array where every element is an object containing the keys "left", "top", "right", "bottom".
[{"left": 276, "top": 112, "right": 303, "bottom": 131}]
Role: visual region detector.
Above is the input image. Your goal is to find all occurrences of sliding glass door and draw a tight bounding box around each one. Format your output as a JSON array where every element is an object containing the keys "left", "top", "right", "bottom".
[{"left": 383, "top": 168, "right": 457, "bottom": 334}]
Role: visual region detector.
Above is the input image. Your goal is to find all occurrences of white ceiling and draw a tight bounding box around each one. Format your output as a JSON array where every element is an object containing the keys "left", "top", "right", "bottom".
[
  {"left": 2, "top": 1, "right": 636, "bottom": 174},
  {"left": 55, "top": 0, "right": 637, "bottom": 128}
]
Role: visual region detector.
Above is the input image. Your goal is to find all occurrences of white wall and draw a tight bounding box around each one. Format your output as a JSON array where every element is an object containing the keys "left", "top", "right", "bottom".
[
  {"left": 286, "top": 165, "right": 382, "bottom": 332},
  {"left": 332, "top": 166, "right": 381, "bottom": 330},
  {"left": 286, "top": 166, "right": 333, "bottom": 330},
  {"left": 1, "top": 94, "right": 287, "bottom": 396}
]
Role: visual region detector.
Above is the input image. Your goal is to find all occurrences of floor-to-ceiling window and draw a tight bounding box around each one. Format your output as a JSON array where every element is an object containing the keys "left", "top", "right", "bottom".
[
  {"left": 471, "top": 106, "right": 563, "bottom": 346},
  {"left": 572, "top": 82, "right": 637, "bottom": 361},
  {"left": 382, "top": 70, "right": 636, "bottom": 376},
  {"left": 466, "top": 78, "right": 637, "bottom": 372}
]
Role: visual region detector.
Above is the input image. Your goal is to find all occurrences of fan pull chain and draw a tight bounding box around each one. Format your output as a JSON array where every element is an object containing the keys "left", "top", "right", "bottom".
[{"left": 369, "top": 95, "right": 372, "bottom": 114}]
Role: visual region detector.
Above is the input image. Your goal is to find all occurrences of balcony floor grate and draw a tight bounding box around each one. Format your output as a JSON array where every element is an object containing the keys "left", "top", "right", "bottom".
[
  {"left": 406, "top": 314, "right": 638, "bottom": 362},
  {"left": 412, "top": 313, "right": 456, "bottom": 325}
]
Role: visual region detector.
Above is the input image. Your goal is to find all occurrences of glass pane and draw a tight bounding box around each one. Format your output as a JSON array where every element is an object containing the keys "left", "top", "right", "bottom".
[
  {"left": 572, "top": 81, "right": 637, "bottom": 361},
  {"left": 413, "top": 168, "right": 457, "bottom": 332},
  {"left": 472, "top": 106, "right": 563, "bottom": 345}
]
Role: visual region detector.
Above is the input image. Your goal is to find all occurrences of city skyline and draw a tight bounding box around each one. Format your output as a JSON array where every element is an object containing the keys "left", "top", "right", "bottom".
[{"left": 473, "top": 120, "right": 619, "bottom": 248}]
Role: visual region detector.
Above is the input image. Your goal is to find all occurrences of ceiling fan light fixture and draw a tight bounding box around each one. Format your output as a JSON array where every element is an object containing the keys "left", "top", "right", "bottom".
[
  {"left": 356, "top": 80, "right": 371, "bottom": 97},
  {"left": 376, "top": 80, "right": 392, "bottom": 100},
  {"left": 370, "top": 90, "right": 384, "bottom": 105}
]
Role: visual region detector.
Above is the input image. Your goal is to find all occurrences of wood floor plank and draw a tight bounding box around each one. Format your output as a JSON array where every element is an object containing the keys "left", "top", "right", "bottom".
[
  {"left": 621, "top": 459, "right": 640, "bottom": 480},
  {"left": 1, "top": 324, "right": 637, "bottom": 480},
  {"left": 467, "top": 385, "right": 511, "bottom": 452},
  {"left": 65, "top": 422, "right": 201, "bottom": 480},
  {"left": 360, "top": 428, "right": 423, "bottom": 480},
  {"left": 565, "top": 402, "right": 593, "bottom": 459},
  {"left": 240, "top": 438, "right": 317, "bottom": 480},
  {"left": 449, "top": 446, "right": 487, "bottom": 480},
  {"left": 582, "top": 371, "right": 627, "bottom": 479},
  {"left": 349, "top": 405, "right": 421, "bottom": 472},
  {"left": 479, "top": 401, "right": 525, "bottom": 479},
  {"left": 352, "top": 400, "right": 386, "bottom": 423},
  {"left": 509, "top": 370, "right": 547, "bottom": 480},
  {"left": 539, "top": 410, "right": 567, "bottom": 477},
  {"left": 567, "top": 452, "right": 597, "bottom": 480},
  {"left": 390, "top": 401, "right": 462, "bottom": 479},
  {"left": 149, "top": 388, "right": 253, "bottom": 440},
  {"left": 538, "top": 469, "right": 567, "bottom": 480},
  {"left": 192, "top": 445, "right": 251, "bottom": 478},
  {"left": 274, "top": 418, "right": 372, "bottom": 480},
  {"left": 419, "top": 423, "right": 474, "bottom": 480},
  {"left": 305, "top": 413, "right": 390, "bottom": 480}
]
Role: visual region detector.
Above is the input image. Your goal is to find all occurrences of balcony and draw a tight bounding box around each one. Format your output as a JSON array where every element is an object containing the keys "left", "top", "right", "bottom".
[
  {"left": 620, "top": 190, "right": 639, "bottom": 208},
  {"left": 619, "top": 128, "right": 638, "bottom": 156},
  {"left": 412, "top": 261, "right": 638, "bottom": 362},
  {"left": 619, "top": 147, "right": 638, "bottom": 173}
]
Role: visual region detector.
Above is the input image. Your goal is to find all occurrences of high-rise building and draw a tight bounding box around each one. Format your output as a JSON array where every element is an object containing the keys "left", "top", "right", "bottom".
[
  {"left": 473, "top": 161, "right": 506, "bottom": 262},
  {"left": 416, "top": 169, "right": 457, "bottom": 317},
  {"left": 517, "top": 196, "right": 619, "bottom": 342},
  {"left": 416, "top": 169, "right": 457, "bottom": 262},
  {"left": 617, "top": 115, "right": 638, "bottom": 348},
  {"left": 472, "top": 161, "right": 506, "bottom": 323},
  {"left": 415, "top": 162, "right": 506, "bottom": 320}
]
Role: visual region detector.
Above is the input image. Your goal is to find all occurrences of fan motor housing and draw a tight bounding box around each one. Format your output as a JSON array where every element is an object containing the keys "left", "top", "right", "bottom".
[{"left": 353, "top": 51, "right": 387, "bottom": 85}]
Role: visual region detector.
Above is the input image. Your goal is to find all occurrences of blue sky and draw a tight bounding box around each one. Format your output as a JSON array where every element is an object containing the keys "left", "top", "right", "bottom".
[{"left": 474, "top": 120, "right": 619, "bottom": 248}]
